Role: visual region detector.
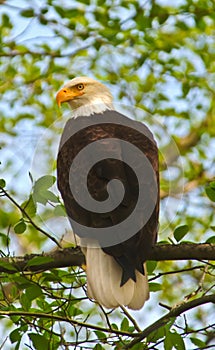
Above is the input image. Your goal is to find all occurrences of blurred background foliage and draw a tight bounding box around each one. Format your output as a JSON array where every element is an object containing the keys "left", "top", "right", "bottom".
[{"left": 0, "top": 0, "right": 215, "bottom": 349}]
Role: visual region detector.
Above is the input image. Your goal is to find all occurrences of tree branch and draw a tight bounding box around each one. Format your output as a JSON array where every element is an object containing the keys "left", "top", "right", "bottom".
[
  {"left": 125, "top": 294, "right": 215, "bottom": 348},
  {"left": 0, "top": 310, "right": 138, "bottom": 338},
  {"left": 0, "top": 243, "right": 214, "bottom": 274},
  {"left": 152, "top": 243, "right": 215, "bottom": 261}
]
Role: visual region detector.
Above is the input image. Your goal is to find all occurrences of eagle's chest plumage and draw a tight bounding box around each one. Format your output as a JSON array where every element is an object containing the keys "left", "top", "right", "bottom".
[{"left": 57, "top": 110, "right": 159, "bottom": 293}]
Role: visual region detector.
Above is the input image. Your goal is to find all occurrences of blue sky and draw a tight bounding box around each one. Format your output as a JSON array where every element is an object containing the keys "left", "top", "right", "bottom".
[{"left": 0, "top": 1, "right": 214, "bottom": 348}]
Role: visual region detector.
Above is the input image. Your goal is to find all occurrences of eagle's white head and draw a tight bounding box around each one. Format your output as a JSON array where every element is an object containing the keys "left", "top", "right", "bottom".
[{"left": 56, "top": 76, "right": 114, "bottom": 117}]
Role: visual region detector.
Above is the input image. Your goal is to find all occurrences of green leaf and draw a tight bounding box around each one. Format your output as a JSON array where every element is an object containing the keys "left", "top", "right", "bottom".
[
  {"left": 9, "top": 329, "right": 21, "bottom": 344},
  {"left": 0, "top": 232, "right": 9, "bottom": 246},
  {"left": 209, "top": 181, "right": 215, "bottom": 189},
  {"left": 2, "top": 14, "right": 12, "bottom": 28},
  {"left": 182, "top": 82, "right": 190, "bottom": 96},
  {"left": 146, "top": 260, "right": 157, "bottom": 275},
  {"left": 53, "top": 204, "right": 66, "bottom": 216},
  {"left": 20, "top": 9, "right": 35, "bottom": 17},
  {"left": 32, "top": 191, "right": 48, "bottom": 205},
  {"left": 39, "top": 16, "right": 48, "bottom": 25},
  {"left": 94, "top": 330, "right": 107, "bottom": 341},
  {"left": 0, "top": 261, "right": 17, "bottom": 272},
  {"left": 14, "top": 220, "right": 27, "bottom": 234},
  {"left": 0, "top": 179, "right": 6, "bottom": 188},
  {"left": 21, "top": 195, "right": 37, "bottom": 217},
  {"left": 172, "top": 332, "right": 185, "bottom": 350},
  {"left": 196, "top": 17, "right": 206, "bottom": 31},
  {"left": 173, "top": 225, "right": 189, "bottom": 242},
  {"left": 27, "top": 256, "right": 54, "bottom": 267},
  {"left": 206, "top": 236, "right": 215, "bottom": 243},
  {"left": 45, "top": 190, "right": 59, "bottom": 203},
  {"left": 164, "top": 331, "right": 174, "bottom": 350},
  {"left": 54, "top": 6, "right": 66, "bottom": 17},
  {"left": 121, "top": 317, "right": 129, "bottom": 331},
  {"left": 28, "top": 333, "right": 50, "bottom": 349},
  {"left": 111, "top": 323, "right": 118, "bottom": 330},
  {"left": 190, "top": 337, "right": 206, "bottom": 347},
  {"left": 26, "top": 285, "right": 42, "bottom": 301},
  {"left": 40, "top": 271, "right": 63, "bottom": 283},
  {"left": 33, "top": 176, "right": 56, "bottom": 205},
  {"left": 205, "top": 185, "right": 215, "bottom": 202},
  {"left": 68, "top": 305, "right": 83, "bottom": 317},
  {"left": 149, "top": 282, "right": 162, "bottom": 292},
  {"left": 164, "top": 330, "right": 185, "bottom": 350},
  {"left": 9, "top": 314, "right": 21, "bottom": 324},
  {"left": 20, "top": 292, "right": 31, "bottom": 310},
  {"left": 148, "top": 325, "right": 166, "bottom": 342},
  {"left": 93, "top": 344, "right": 104, "bottom": 350},
  {"left": 34, "top": 175, "right": 56, "bottom": 192}
]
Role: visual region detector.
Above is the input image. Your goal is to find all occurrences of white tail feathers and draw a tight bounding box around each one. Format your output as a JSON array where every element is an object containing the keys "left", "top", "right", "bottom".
[{"left": 83, "top": 246, "right": 149, "bottom": 310}]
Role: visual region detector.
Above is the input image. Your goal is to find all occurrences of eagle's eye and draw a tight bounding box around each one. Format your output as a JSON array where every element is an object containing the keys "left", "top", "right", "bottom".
[{"left": 77, "top": 83, "right": 84, "bottom": 90}]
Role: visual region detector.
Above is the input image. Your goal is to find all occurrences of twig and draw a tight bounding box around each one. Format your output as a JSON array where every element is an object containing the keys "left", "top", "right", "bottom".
[
  {"left": 120, "top": 306, "right": 141, "bottom": 332},
  {"left": 0, "top": 186, "right": 61, "bottom": 248},
  {"left": 99, "top": 305, "right": 113, "bottom": 330},
  {"left": 149, "top": 265, "right": 205, "bottom": 281},
  {"left": 0, "top": 337, "right": 8, "bottom": 350}
]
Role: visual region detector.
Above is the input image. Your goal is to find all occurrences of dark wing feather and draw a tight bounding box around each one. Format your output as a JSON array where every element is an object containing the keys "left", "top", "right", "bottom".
[{"left": 57, "top": 110, "right": 159, "bottom": 285}]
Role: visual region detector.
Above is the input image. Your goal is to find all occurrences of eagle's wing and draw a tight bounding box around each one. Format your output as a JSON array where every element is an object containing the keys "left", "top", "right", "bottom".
[{"left": 57, "top": 110, "right": 159, "bottom": 309}]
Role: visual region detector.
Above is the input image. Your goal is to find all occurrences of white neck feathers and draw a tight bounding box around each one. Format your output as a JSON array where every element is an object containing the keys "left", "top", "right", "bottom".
[{"left": 71, "top": 98, "right": 114, "bottom": 118}]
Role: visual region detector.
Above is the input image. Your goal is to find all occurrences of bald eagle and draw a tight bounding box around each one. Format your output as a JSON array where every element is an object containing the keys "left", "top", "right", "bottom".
[{"left": 56, "top": 77, "right": 159, "bottom": 309}]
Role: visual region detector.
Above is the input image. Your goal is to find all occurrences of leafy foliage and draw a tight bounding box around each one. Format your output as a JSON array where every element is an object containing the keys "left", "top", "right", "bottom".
[{"left": 0, "top": 0, "right": 215, "bottom": 349}]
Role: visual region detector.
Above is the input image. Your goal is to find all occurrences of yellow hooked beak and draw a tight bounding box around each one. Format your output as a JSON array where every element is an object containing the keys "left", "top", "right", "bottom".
[{"left": 56, "top": 88, "right": 80, "bottom": 107}]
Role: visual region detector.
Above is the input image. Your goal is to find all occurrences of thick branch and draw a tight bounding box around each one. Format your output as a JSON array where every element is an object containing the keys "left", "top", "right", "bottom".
[
  {"left": 0, "top": 247, "right": 85, "bottom": 274},
  {"left": 125, "top": 294, "right": 215, "bottom": 348},
  {"left": 152, "top": 243, "right": 215, "bottom": 261},
  {"left": 0, "top": 243, "right": 214, "bottom": 274}
]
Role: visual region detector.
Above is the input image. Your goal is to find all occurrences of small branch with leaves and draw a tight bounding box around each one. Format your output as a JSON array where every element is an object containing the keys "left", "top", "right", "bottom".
[{"left": 125, "top": 294, "right": 215, "bottom": 348}]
